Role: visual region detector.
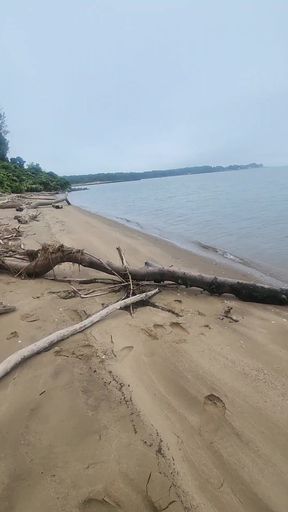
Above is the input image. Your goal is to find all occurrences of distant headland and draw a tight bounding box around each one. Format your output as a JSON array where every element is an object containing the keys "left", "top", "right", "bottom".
[{"left": 65, "top": 163, "right": 263, "bottom": 186}]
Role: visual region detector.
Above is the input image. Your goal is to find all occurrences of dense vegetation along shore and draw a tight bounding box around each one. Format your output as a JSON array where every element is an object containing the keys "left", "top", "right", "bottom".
[
  {"left": 0, "top": 161, "right": 69, "bottom": 193},
  {"left": 65, "top": 162, "right": 263, "bottom": 185},
  {"left": 0, "top": 110, "right": 69, "bottom": 193}
]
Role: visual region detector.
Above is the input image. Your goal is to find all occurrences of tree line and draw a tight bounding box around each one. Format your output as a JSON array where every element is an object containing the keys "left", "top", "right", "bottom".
[
  {"left": 65, "top": 163, "right": 263, "bottom": 186},
  {"left": 0, "top": 110, "right": 69, "bottom": 193}
]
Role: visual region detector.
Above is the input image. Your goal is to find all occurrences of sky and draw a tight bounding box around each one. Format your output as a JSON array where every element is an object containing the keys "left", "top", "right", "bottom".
[{"left": 1, "top": 0, "right": 288, "bottom": 174}]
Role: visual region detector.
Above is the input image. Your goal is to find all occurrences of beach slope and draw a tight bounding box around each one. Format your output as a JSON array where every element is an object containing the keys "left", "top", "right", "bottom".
[{"left": 0, "top": 205, "right": 288, "bottom": 512}]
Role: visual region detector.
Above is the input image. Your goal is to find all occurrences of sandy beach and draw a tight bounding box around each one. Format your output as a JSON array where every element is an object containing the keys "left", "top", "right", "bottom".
[{"left": 1, "top": 204, "right": 288, "bottom": 512}]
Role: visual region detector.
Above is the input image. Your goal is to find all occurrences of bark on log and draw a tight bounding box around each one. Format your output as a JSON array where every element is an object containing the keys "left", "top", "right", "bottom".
[
  {"left": 0, "top": 289, "right": 158, "bottom": 380},
  {"left": 0, "top": 244, "right": 287, "bottom": 305}
]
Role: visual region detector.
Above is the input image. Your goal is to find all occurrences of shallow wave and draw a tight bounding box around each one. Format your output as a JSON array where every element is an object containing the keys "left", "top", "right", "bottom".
[
  {"left": 115, "top": 216, "right": 143, "bottom": 230},
  {"left": 195, "top": 241, "right": 245, "bottom": 264}
]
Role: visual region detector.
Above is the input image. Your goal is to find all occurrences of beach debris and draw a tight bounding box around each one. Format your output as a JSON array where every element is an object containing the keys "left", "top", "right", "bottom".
[
  {"left": 0, "top": 288, "right": 159, "bottom": 380},
  {"left": 0, "top": 223, "right": 22, "bottom": 244},
  {"left": 48, "top": 289, "right": 76, "bottom": 300},
  {"left": 14, "top": 210, "right": 40, "bottom": 224},
  {"left": 117, "top": 246, "right": 134, "bottom": 315},
  {"left": 70, "top": 282, "right": 127, "bottom": 299},
  {"left": 146, "top": 302, "right": 183, "bottom": 317},
  {"left": 0, "top": 193, "right": 70, "bottom": 210},
  {"left": 0, "top": 242, "right": 287, "bottom": 305},
  {"left": 219, "top": 306, "right": 240, "bottom": 322}
]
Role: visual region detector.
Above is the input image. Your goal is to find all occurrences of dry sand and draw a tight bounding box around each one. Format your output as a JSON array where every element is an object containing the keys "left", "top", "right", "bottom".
[{"left": 0, "top": 205, "right": 288, "bottom": 512}]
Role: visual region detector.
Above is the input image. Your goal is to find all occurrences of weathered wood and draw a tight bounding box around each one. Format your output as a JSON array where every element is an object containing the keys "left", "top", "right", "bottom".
[
  {"left": 0, "top": 244, "right": 287, "bottom": 304},
  {"left": 0, "top": 201, "right": 22, "bottom": 209},
  {"left": 28, "top": 194, "right": 68, "bottom": 209},
  {"left": 14, "top": 210, "right": 40, "bottom": 224},
  {"left": 0, "top": 289, "right": 159, "bottom": 380},
  {"left": 0, "top": 193, "right": 69, "bottom": 210}
]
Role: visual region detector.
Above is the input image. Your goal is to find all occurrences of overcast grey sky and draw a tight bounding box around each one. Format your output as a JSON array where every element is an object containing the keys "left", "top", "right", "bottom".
[{"left": 1, "top": 0, "right": 288, "bottom": 174}]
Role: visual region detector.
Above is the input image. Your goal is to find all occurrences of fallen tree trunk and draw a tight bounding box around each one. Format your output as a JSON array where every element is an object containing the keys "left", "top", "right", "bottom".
[
  {"left": 0, "top": 288, "right": 158, "bottom": 380},
  {"left": 0, "top": 201, "right": 22, "bottom": 209},
  {"left": 0, "top": 193, "right": 69, "bottom": 210},
  {"left": 0, "top": 244, "right": 287, "bottom": 305},
  {"left": 28, "top": 194, "right": 69, "bottom": 209}
]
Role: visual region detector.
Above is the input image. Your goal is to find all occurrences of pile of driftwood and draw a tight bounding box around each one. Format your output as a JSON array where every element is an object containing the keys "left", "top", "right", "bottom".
[
  {"left": 0, "top": 223, "right": 22, "bottom": 245},
  {"left": 1, "top": 187, "right": 288, "bottom": 382},
  {"left": 0, "top": 192, "right": 70, "bottom": 210},
  {"left": 0, "top": 222, "right": 23, "bottom": 316},
  {"left": 0, "top": 241, "right": 287, "bottom": 379},
  {"left": 1, "top": 242, "right": 287, "bottom": 305}
]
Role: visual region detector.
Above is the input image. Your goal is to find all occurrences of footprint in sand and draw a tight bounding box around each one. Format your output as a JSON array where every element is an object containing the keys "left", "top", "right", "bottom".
[
  {"left": 6, "top": 330, "right": 19, "bottom": 340},
  {"left": 21, "top": 312, "right": 39, "bottom": 322},
  {"left": 117, "top": 345, "right": 134, "bottom": 362},
  {"left": 80, "top": 497, "right": 121, "bottom": 511},
  {"left": 200, "top": 393, "right": 226, "bottom": 440},
  {"left": 153, "top": 323, "right": 166, "bottom": 332},
  {"left": 169, "top": 321, "right": 190, "bottom": 334},
  {"left": 141, "top": 327, "right": 159, "bottom": 340},
  {"left": 142, "top": 322, "right": 190, "bottom": 346}
]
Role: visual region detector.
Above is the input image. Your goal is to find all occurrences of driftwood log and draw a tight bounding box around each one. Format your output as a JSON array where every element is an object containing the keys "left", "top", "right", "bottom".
[
  {"left": 0, "top": 200, "right": 22, "bottom": 209},
  {"left": 0, "top": 289, "right": 158, "bottom": 380},
  {"left": 28, "top": 194, "right": 70, "bottom": 209},
  {"left": 0, "top": 244, "right": 287, "bottom": 305},
  {"left": 0, "top": 193, "right": 69, "bottom": 210},
  {"left": 14, "top": 210, "right": 40, "bottom": 224}
]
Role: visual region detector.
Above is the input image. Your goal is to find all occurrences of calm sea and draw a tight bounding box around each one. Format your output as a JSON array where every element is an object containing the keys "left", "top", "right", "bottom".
[{"left": 70, "top": 166, "right": 288, "bottom": 283}]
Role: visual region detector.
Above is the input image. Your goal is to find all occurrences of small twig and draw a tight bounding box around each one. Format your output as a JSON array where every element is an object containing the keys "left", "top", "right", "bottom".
[
  {"left": 116, "top": 246, "right": 134, "bottom": 315},
  {"left": 147, "top": 301, "right": 183, "bottom": 317},
  {"left": 85, "top": 251, "right": 126, "bottom": 283},
  {"left": 145, "top": 471, "right": 152, "bottom": 496},
  {"left": 45, "top": 276, "right": 122, "bottom": 285},
  {"left": 160, "top": 500, "right": 177, "bottom": 511},
  {"left": 219, "top": 306, "right": 240, "bottom": 323},
  {"left": 48, "top": 247, "right": 57, "bottom": 280},
  {"left": 70, "top": 283, "right": 126, "bottom": 298}
]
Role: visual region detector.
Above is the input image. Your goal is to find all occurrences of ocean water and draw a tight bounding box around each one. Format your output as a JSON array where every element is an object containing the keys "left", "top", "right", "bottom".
[{"left": 70, "top": 166, "right": 288, "bottom": 283}]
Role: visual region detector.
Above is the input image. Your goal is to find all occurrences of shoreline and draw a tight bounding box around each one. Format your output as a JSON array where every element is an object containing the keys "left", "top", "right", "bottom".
[
  {"left": 1, "top": 203, "right": 288, "bottom": 511},
  {"left": 70, "top": 203, "right": 287, "bottom": 287}
]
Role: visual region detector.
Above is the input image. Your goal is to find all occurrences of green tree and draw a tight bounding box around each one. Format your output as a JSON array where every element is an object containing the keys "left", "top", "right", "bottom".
[
  {"left": 26, "top": 162, "right": 43, "bottom": 173},
  {"left": 10, "top": 156, "right": 25, "bottom": 168},
  {"left": 0, "top": 110, "right": 9, "bottom": 161}
]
